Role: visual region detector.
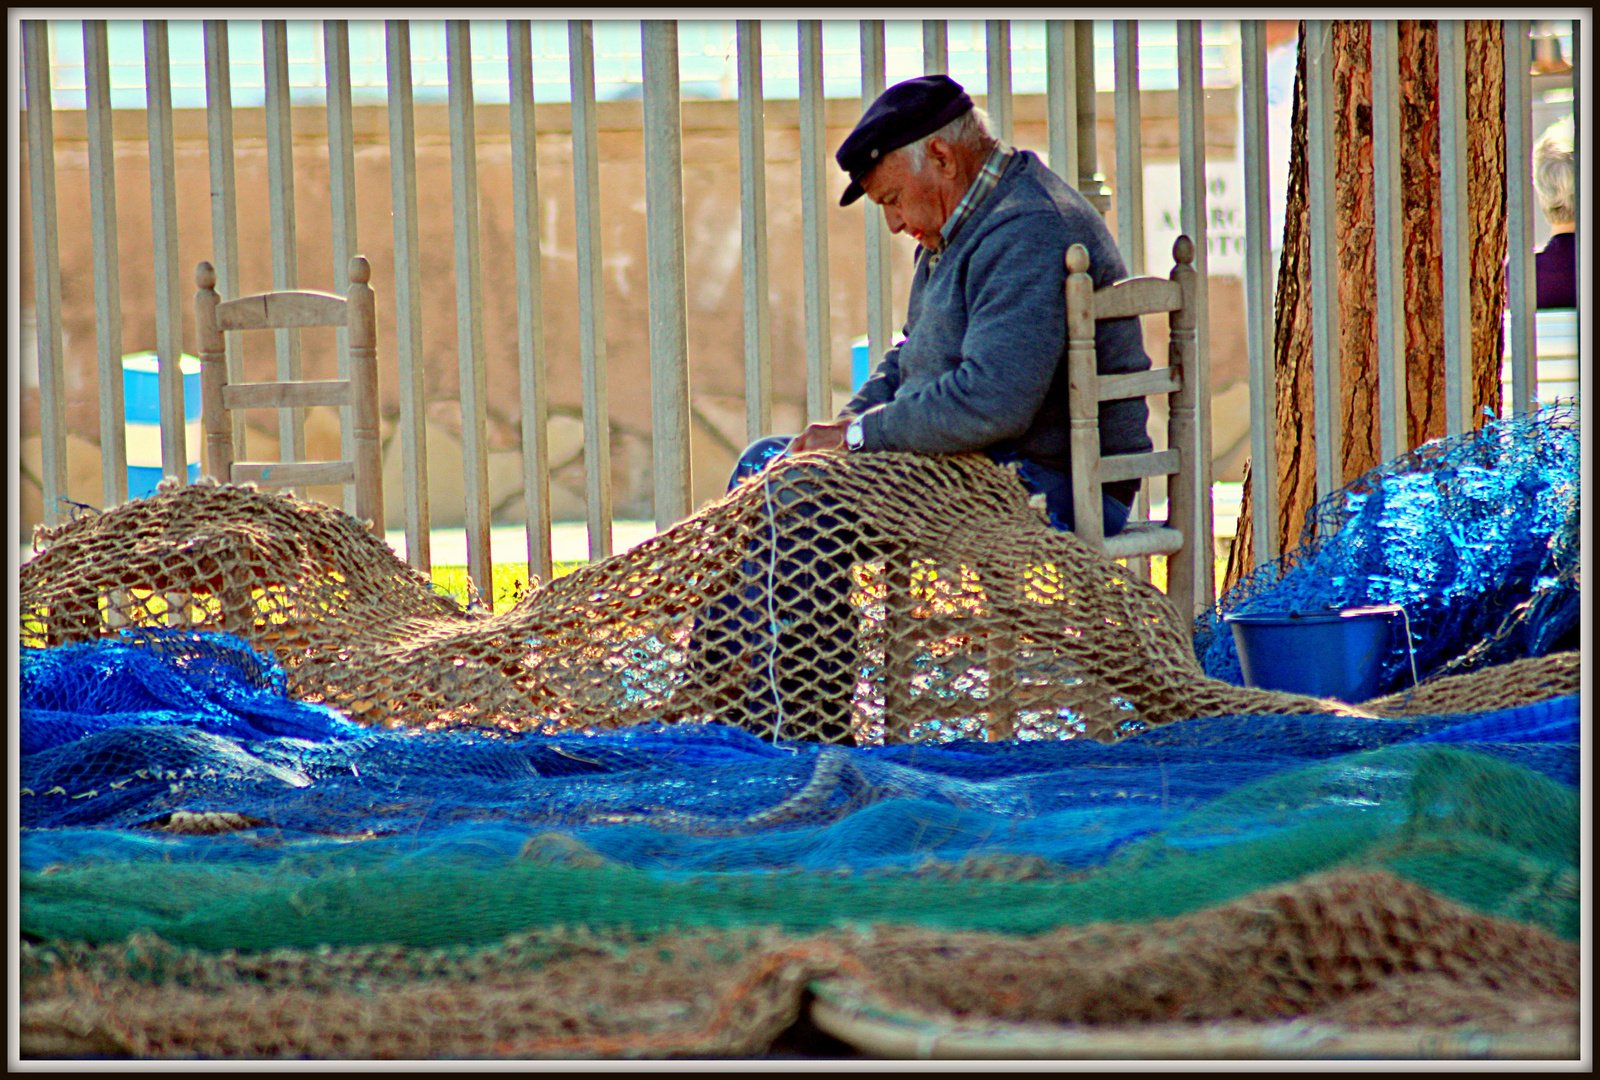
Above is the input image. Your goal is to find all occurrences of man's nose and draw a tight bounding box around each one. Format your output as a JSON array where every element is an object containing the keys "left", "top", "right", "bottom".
[{"left": 883, "top": 205, "right": 904, "bottom": 233}]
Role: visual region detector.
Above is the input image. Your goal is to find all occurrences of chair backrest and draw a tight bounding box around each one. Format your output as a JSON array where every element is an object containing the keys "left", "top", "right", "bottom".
[
  {"left": 194, "top": 257, "right": 383, "bottom": 534},
  {"left": 1064, "top": 235, "right": 1207, "bottom": 621}
]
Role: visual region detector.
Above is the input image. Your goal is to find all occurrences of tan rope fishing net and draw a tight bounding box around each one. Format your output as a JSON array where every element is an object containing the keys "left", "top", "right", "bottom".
[
  {"left": 21, "top": 454, "right": 1578, "bottom": 743},
  {"left": 19, "top": 869, "right": 1578, "bottom": 1059},
  {"left": 19, "top": 455, "right": 1421, "bottom": 744}
]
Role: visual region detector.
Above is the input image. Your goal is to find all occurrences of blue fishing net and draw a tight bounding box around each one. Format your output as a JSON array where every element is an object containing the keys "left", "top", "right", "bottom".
[
  {"left": 1195, "top": 406, "right": 1581, "bottom": 695},
  {"left": 21, "top": 632, "right": 1579, "bottom": 871},
  {"left": 20, "top": 630, "right": 368, "bottom": 755},
  {"left": 19, "top": 631, "right": 1580, "bottom": 952}
]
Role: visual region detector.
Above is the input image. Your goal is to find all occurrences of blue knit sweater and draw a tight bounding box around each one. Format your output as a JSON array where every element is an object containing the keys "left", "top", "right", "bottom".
[{"left": 845, "top": 150, "right": 1153, "bottom": 504}]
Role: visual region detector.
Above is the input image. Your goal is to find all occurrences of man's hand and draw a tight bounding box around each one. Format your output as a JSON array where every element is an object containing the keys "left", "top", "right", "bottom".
[{"left": 787, "top": 419, "right": 849, "bottom": 454}]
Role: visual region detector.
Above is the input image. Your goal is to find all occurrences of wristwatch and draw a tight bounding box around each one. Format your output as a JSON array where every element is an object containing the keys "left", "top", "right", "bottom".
[{"left": 845, "top": 417, "right": 865, "bottom": 451}]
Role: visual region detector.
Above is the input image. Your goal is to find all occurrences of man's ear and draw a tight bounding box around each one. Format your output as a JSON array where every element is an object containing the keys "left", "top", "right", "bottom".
[{"left": 927, "top": 136, "right": 959, "bottom": 178}]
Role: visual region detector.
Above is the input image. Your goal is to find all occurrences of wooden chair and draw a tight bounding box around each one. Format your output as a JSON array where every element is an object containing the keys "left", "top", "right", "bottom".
[
  {"left": 194, "top": 257, "right": 384, "bottom": 533},
  {"left": 1065, "top": 234, "right": 1206, "bottom": 622},
  {"left": 873, "top": 236, "right": 1207, "bottom": 743}
]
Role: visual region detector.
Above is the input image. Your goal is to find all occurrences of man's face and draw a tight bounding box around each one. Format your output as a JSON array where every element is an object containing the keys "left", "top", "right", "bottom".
[{"left": 860, "top": 145, "right": 962, "bottom": 251}]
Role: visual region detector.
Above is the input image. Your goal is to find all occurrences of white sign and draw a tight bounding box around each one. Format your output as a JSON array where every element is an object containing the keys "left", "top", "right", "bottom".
[{"left": 1142, "top": 160, "right": 1248, "bottom": 278}]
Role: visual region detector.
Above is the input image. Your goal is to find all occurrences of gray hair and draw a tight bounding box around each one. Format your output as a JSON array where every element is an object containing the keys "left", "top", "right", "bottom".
[
  {"left": 1532, "top": 115, "right": 1574, "bottom": 225},
  {"left": 896, "top": 106, "right": 998, "bottom": 173}
]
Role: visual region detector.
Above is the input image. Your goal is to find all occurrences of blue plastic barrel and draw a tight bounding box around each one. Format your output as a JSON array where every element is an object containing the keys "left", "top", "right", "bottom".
[
  {"left": 851, "top": 336, "right": 871, "bottom": 391},
  {"left": 123, "top": 351, "right": 201, "bottom": 498},
  {"left": 1224, "top": 605, "right": 1404, "bottom": 703}
]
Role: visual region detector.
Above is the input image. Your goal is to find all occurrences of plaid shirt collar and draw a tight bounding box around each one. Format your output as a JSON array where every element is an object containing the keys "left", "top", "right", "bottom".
[{"left": 926, "top": 143, "right": 1014, "bottom": 269}]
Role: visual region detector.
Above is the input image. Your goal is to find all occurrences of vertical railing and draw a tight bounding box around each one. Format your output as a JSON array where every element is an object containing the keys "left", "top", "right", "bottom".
[
  {"left": 860, "top": 20, "right": 894, "bottom": 382},
  {"left": 1045, "top": 20, "right": 1077, "bottom": 185},
  {"left": 642, "top": 19, "right": 693, "bottom": 530},
  {"left": 202, "top": 19, "right": 244, "bottom": 467},
  {"left": 263, "top": 20, "right": 305, "bottom": 490},
  {"left": 1503, "top": 19, "right": 1538, "bottom": 418},
  {"left": 85, "top": 20, "right": 127, "bottom": 510},
  {"left": 985, "top": 20, "right": 1013, "bottom": 145},
  {"left": 1112, "top": 21, "right": 1144, "bottom": 276},
  {"left": 1437, "top": 20, "right": 1474, "bottom": 436},
  {"left": 508, "top": 20, "right": 554, "bottom": 585},
  {"left": 446, "top": 19, "right": 494, "bottom": 602},
  {"left": 569, "top": 19, "right": 614, "bottom": 560},
  {"left": 325, "top": 20, "right": 360, "bottom": 513},
  {"left": 146, "top": 21, "right": 188, "bottom": 489},
  {"left": 1304, "top": 20, "right": 1342, "bottom": 523},
  {"left": 22, "top": 20, "right": 67, "bottom": 528},
  {"left": 1370, "top": 19, "right": 1408, "bottom": 463},
  {"left": 923, "top": 20, "right": 947, "bottom": 75},
  {"left": 1074, "top": 22, "right": 1110, "bottom": 215},
  {"left": 1111, "top": 19, "right": 1149, "bottom": 582},
  {"left": 386, "top": 20, "right": 431, "bottom": 571},
  {"left": 1238, "top": 20, "right": 1278, "bottom": 567},
  {"left": 736, "top": 19, "right": 773, "bottom": 444},
  {"left": 799, "top": 20, "right": 832, "bottom": 423},
  {"left": 1175, "top": 21, "right": 1214, "bottom": 601}
]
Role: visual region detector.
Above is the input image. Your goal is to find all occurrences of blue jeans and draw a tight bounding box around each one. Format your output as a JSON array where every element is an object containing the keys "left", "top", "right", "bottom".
[{"left": 701, "top": 439, "right": 1133, "bottom": 742}]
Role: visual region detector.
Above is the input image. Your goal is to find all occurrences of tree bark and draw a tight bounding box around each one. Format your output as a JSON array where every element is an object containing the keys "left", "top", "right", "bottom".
[{"left": 1222, "top": 20, "right": 1506, "bottom": 600}]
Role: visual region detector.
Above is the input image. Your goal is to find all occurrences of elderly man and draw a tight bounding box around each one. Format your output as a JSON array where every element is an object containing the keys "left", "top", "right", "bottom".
[{"left": 705, "top": 75, "right": 1153, "bottom": 741}]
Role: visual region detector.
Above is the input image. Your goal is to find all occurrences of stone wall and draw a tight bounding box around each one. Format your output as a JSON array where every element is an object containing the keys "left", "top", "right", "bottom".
[{"left": 19, "top": 87, "right": 1250, "bottom": 540}]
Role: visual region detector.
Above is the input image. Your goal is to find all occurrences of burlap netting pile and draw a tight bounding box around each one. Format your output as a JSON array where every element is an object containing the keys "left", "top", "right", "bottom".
[
  {"left": 19, "top": 451, "right": 1578, "bottom": 742},
  {"left": 19, "top": 870, "right": 1578, "bottom": 1059}
]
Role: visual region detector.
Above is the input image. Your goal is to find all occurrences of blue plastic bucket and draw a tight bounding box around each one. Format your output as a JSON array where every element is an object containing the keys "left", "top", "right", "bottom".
[{"left": 1225, "top": 605, "right": 1404, "bottom": 703}]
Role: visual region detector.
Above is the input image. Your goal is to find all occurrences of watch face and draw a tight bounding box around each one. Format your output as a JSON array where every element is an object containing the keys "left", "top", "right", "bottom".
[{"left": 846, "top": 421, "right": 863, "bottom": 449}]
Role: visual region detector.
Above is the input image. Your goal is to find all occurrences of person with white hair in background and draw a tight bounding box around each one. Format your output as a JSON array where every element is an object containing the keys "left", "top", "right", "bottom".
[{"left": 1532, "top": 115, "right": 1575, "bottom": 310}]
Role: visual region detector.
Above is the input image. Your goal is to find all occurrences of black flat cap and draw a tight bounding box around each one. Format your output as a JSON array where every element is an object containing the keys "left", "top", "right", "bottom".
[{"left": 835, "top": 74, "right": 974, "bottom": 206}]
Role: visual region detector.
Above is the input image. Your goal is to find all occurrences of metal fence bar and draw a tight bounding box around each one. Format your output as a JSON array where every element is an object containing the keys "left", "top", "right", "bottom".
[
  {"left": 1573, "top": 31, "right": 1582, "bottom": 357},
  {"left": 202, "top": 19, "right": 244, "bottom": 467},
  {"left": 923, "top": 20, "right": 947, "bottom": 75},
  {"left": 642, "top": 20, "right": 693, "bottom": 530},
  {"left": 799, "top": 20, "right": 832, "bottom": 423},
  {"left": 325, "top": 20, "right": 359, "bottom": 514},
  {"left": 736, "top": 19, "right": 773, "bottom": 444},
  {"left": 508, "top": 20, "right": 553, "bottom": 584},
  {"left": 23, "top": 20, "right": 68, "bottom": 527},
  {"left": 145, "top": 20, "right": 188, "bottom": 488},
  {"left": 861, "top": 20, "right": 893, "bottom": 377},
  {"left": 84, "top": 20, "right": 127, "bottom": 508},
  {"left": 1437, "top": 19, "right": 1473, "bottom": 436},
  {"left": 1176, "top": 20, "right": 1213, "bottom": 602},
  {"left": 1304, "top": 20, "right": 1342, "bottom": 516},
  {"left": 569, "top": 20, "right": 614, "bottom": 558},
  {"left": 1113, "top": 16, "right": 1152, "bottom": 582},
  {"left": 446, "top": 20, "right": 493, "bottom": 600},
  {"left": 1503, "top": 19, "right": 1538, "bottom": 417},
  {"left": 1238, "top": 19, "right": 1277, "bottom": 568},
  {"left": 1074, "top": 21, "right": 1109, "bottom": 215},
  {"left": 1109, "top": 19, "right": 1149, "bottom": 582},
  {"left": 385, "top": 20, "right": 430, "bottom": 571},
  {"left": 1113, "top": 21, "right": 1144, "bottom": 276},
  {"left": 263, "top": 20, "right": 305, "bottom": 486},
  {"left": 986, "top": 19, "right": 1013, "bottom": 145},
  {"left": 1045, "top": 20, "right": 1078, "bottom": 185},
  {"left": 1371, "top": 19, "right": 1408, "bottom": 462}
]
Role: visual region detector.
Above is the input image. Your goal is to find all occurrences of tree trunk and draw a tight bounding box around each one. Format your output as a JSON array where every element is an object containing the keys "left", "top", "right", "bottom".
[{"left": 1222, "top": 20, "right": 1507, "bottom": 600}]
